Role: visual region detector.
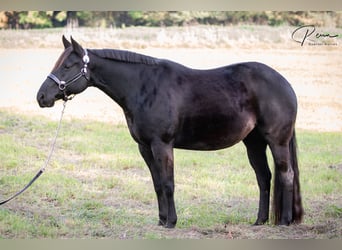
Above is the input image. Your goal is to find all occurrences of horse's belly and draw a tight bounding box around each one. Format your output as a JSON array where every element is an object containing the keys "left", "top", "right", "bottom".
[
  {"left": 174, "top": 114, "right": 255, "bottom": 150},
  {"left": 174, "top": 136, "right": 240, "bottom": 151}
]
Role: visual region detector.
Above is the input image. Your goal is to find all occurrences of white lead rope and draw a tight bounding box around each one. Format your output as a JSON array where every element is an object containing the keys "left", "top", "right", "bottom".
[
  {"left": 0, "top": 101, "right": 67, "bottom": 205},
  {"left": 41, "top": 101, "right": 67, "bottom": 172}
]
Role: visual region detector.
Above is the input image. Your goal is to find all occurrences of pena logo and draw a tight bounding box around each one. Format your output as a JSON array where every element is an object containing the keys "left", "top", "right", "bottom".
[{"left": 291, "top": 25, "right": 339, "bottom": 46}]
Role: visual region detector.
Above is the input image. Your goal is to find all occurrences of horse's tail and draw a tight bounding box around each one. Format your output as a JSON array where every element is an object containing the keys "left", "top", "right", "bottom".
[
  {"left": 273, "top": 130, "right": 304, "bottom": 224},
  {"left": 289, "top": 130, "right": 304, "bottom": 223}
]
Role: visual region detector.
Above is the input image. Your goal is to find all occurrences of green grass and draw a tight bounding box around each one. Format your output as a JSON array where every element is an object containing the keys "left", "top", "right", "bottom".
[{"left": 0, "top": 108, "right": 341, "bottom": 239}]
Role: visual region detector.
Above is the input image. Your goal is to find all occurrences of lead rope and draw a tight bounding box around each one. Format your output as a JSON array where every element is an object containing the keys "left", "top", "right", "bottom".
[{"left": 0, "top": 101, "right": 67, "bottom": 205}]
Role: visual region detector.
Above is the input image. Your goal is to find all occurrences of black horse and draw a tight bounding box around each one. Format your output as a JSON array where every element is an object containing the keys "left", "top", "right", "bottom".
[{"left": 37, "top": 36, "right": 303, "bottom": 228}]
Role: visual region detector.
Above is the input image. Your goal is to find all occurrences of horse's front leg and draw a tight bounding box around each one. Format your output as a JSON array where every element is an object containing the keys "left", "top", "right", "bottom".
[{"left": 139, "top": 142, "right": 177, "bottom": 228}]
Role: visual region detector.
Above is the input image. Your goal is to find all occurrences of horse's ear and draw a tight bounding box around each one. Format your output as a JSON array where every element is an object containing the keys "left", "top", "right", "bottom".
[
  {"left": 70, "top": 36, "right": 84, "bottom": 57},
  {"left": 62, "top": 35, "right": 71, "bottom": 49}
]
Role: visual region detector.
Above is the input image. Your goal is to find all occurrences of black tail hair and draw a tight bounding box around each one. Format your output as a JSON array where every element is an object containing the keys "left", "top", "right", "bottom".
[{"left": 273, "top": 130, "right": 304, "bottom": 224}]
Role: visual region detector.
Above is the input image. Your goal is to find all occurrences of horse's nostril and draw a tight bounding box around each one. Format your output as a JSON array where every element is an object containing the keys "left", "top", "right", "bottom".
[
  {"left": 38, "top": 92, "right": 44, "bottom": 101},
  {"left": 37, "top": 92, "right": 46, "bottom": 107}
]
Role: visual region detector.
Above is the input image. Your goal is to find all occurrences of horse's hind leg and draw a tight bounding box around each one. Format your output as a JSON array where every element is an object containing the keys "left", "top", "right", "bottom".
[{"left": 243, "top": 129, "right": 271, "bottom": 225}]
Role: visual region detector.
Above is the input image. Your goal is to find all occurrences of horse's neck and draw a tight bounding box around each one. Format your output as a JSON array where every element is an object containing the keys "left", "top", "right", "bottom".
[{"left": 91, "top": 57, "right": 141, "bottom": 109}]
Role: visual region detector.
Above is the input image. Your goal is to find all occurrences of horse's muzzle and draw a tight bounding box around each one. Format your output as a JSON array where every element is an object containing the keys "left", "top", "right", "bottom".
[{"left": 37, "top": 91, "right": 55, "bottom": 108}]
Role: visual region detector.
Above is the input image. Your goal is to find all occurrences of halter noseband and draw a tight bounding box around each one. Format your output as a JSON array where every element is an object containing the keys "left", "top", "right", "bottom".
[{"left": 47, "top": 49, "right": 90, "bottom": 100}]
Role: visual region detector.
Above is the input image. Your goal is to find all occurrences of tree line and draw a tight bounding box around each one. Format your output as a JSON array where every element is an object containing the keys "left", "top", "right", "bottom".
[{"left": 1, "top": 11, "right": 341, "bottom": 29}]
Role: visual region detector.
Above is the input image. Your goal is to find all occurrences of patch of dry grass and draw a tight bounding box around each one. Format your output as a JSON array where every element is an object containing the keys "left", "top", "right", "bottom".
[
  {"left": 0, "top": 110, "right": 341, "bottom": 239},
  {"left": 1, "top": 25, "right": 340, "bottom": 50}
]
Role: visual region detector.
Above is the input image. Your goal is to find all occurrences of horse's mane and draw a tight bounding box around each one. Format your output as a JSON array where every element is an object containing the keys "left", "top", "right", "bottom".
[{"left": 90, "top": 49, "right": 159, "bottom": 65}]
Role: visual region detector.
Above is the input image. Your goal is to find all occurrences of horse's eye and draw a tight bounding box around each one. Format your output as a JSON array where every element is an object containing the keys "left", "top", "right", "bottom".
[{"left": 64, "top": 63, "right": 71, "bottom": 69}]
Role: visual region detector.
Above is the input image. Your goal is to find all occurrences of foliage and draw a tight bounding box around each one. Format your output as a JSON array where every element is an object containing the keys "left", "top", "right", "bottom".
[
  {"left": 18, "top": 11, "right": 53, "bottom": 29},
  {"left": 0, "top": 11, "right": 341, "bottom": 29}
]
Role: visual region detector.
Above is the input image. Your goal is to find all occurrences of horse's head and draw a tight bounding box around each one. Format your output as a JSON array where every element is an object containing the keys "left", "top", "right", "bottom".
[{"left": 37, "top": 36, "right": 91, "bottom": 107}]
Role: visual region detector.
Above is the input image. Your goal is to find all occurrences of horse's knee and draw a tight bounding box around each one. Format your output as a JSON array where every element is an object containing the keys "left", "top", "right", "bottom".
[{"left": 163, "top": 181, "right": 174, "bottom": 195}]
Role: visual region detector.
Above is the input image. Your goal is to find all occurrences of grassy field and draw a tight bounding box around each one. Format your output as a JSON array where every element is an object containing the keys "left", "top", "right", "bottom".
[{"left": 0, "top": 108, "right": 341, "bottom": 239}]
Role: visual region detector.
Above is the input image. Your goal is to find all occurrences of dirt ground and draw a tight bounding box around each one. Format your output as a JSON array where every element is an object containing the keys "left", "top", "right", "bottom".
[{"left": 0, "top": 46, "right": 341, "bottom": 132}]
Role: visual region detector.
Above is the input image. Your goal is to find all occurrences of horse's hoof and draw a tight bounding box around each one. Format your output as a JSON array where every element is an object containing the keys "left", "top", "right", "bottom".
[
  {"left": 253, "top": 218, "right": 268, "bottom": 226},
  {"left": 278, "top": 220, "right": 291, "bottom": 226},
  {"left": 164, "top": 223, "right": 176, "bottom": 229},
  {"left": 158, "top": 220, "right": 166, "bottom": 226}
]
